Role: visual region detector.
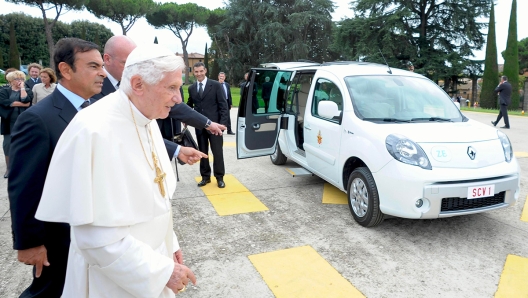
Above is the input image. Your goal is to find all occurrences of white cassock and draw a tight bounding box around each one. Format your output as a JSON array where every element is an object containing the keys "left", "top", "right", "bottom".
[{"left": 35, "top": 90, "right": 178, "bottom": 298}]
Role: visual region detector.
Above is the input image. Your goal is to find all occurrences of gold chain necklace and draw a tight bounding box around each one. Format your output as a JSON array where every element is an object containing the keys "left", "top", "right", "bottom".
[{"left": 128, "top": 100, "right": 167, "bottom": 197}]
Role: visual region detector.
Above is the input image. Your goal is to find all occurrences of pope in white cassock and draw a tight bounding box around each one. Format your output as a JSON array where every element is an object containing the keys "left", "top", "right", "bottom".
[{"left": 35, "top": 44, "right": 200, "bottom": 297}]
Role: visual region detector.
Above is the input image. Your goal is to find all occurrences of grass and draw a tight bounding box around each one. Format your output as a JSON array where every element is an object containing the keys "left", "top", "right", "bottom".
[
  {"left": 182, "top": 84, "right": 242, "bottom": 107},
  {"left": 461, "top": 106, "right": 526, "bottom": 116}
]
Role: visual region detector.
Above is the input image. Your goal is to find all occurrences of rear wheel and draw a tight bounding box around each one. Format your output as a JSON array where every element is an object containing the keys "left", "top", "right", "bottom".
[
  {"left": 347, "top": 167, "right": 384, "bottom": 227},
  {"left": 270, "top": 143, "right": 287, "bottom": 165}
]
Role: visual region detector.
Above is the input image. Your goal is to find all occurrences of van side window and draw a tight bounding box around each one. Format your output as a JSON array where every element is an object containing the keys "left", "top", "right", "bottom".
[{"left": 312, "top": 79, "right": 342, "bottom": 122}]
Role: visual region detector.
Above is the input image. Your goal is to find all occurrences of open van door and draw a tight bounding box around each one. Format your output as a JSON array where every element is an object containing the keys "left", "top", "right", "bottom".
[{"left": 236, "top": 69, "right": 294, "bottom": 159}]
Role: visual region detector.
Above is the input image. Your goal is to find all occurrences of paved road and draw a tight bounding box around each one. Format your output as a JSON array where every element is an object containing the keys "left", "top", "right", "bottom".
[{"left": 0, "top": 108, "right": 527, "bottom": 297}]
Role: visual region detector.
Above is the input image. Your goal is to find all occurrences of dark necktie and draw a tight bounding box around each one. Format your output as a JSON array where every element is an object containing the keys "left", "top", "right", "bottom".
[
  {"left": 198, "top": 82, "right": 204, "bottom": 98},
  {"left": 81, "top": 100, "right": 90, "bottom": 109},
  {"left": 116, "top": 81, "right": 120, "bottom": 89},
  {"left": 33, "top": 78, "right": 38, "bottom": 83}
]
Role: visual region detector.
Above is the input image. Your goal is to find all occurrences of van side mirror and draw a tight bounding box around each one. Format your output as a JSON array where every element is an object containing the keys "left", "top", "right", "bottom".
[{"left": 318, "top": 101, "right": 340, "bottom": 119}]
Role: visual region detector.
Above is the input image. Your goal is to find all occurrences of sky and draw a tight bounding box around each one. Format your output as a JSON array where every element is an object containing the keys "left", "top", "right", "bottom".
[{"left": 1, "top": 0, "right": 527, "bottom": 65}]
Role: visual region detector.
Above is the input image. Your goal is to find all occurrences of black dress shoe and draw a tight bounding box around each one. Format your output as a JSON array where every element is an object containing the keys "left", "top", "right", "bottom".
[
  {"left": 491, "top": 121, "right": 497, "bottom": 126},
  {"left": 217, "top": 180, "right": 225, "bottom": 188},
  {"left": 500, "top": 126, "right": 510, "bottom": 129},
  {"left": 197, "top": 178, "right": 211, "bottom": 187},
  {"left": 227, "top": 131, "right": 235, "bottom": 135}
]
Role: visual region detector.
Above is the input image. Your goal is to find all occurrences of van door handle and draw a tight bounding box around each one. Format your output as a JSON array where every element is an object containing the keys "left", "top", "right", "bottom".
[
  {"left": 253, "top": 123, "right": 260, "bottom": 129},
  {"left": 305, "top": 125, "right": 311, "bottom": 130}
]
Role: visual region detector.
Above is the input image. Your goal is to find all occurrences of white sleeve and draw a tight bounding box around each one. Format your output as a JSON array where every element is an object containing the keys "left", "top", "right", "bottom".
[
  {"left": 172, "top": 231, "right": 180, "bottom": 253},
  {"left": 73, "top": 225, "right": 174, "bottom": 297}
]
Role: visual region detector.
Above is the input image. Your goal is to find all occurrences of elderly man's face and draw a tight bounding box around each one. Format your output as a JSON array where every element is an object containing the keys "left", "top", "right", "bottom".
[
  {"left": 144, "top": 68, "right": 183, "bottom": 119},
  {"left": 29, "top": 67, "right": 40, "bottom": 79}
]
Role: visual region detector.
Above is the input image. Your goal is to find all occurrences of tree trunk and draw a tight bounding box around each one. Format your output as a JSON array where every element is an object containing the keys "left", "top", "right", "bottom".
[{"left": 39, "top": 5, "right": 58, "bottom": 70}]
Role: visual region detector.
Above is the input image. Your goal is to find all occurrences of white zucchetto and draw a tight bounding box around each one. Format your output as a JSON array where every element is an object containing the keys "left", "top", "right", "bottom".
[{"left": 125, "top": 44, "right": 175, "bottom": 68}]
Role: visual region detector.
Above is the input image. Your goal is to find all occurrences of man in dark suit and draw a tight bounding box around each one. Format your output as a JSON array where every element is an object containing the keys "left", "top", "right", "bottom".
[
  {"left": 218, "top": 72, "right": 235, "bottom": 135},
  {"left": 8, "top": 38, "right": 105, "bottom": 298},
  {"left": 491, "top": 75, "right": 513, "bottom": 129},
  {"left": 188, "top": 62, "right": 229, "bottom": 188},
  {"left": 262, "top": 76, "right": 273, "bottom": 113},
  {"left": 92, "top": 35, "right": 225, "bottom": 160},
  {"left": 24, "top": 63, "right": 42, "bottom": 89}
]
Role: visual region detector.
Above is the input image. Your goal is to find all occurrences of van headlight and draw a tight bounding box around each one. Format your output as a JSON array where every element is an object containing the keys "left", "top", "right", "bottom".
[
  {"left": 386, "top": 134, "right": 432, "bottom": 170},
  {"left": 497, "top": 131, "right": 513, "bottom": 162}
]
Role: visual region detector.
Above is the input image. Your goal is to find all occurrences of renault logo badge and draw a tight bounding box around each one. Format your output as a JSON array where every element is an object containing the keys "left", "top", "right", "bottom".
[{"left": 467, "top": 146, "right": 476, "bottom": 160}]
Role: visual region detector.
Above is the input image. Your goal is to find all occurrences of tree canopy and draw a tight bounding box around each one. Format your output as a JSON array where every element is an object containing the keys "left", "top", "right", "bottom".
[
  {"left": 0, "top": 13, "right": 113, "bottom": 67},
  {"left": 146, "top": 2, "right": 209, "bottom": 84},
  {"left": 335, "top": 0, "right": 490, "bottom": 83},
  {"left": 6, "top": 0, "right": 86, "bottom": 69},
  {"left": 208, "top": 0, "right": 336, "bottom": 83},
  {"left": 85, "top": 0, "right": 154, "bottom": 35}
]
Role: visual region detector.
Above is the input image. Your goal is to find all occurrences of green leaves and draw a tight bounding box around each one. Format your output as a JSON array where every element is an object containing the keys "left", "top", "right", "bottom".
[{"left": 85, "top": 0, "right": 154, "bottom": 34}]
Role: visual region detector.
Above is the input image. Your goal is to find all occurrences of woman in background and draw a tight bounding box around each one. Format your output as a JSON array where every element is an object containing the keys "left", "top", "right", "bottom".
[
  {"left": 32, "top": 68, "right": 57, "bottom": 104},
  {"left": 0, "top": 71, "right": 33, "bottom": 178}
]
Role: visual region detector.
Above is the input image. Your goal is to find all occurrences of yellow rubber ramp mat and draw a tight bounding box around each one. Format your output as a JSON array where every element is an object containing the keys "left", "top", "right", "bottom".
[
  {"left": 322, "top": 183, "right": 347, "bottom": 205},
  {"left": 224, "top": 141, "right": 236, "bottom": 147},
  {"left": 195, "top": 174, "right": 268, "bottom": 216},
  {"left": 521, "top": 195, "right": 528, "bottom": 222},
  {"left": 514, "top": 152, "right": 528, "bottom": 158},
  {"left": 249, "top": 246, "right": 365, "bottom": 298},
  {"left": 495, "top": 254, "right": 528, "bottom": 297}
]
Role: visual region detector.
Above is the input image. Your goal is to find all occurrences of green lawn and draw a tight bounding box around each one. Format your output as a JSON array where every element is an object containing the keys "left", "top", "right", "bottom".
[
  {"left": 182, "top": 84, "right": 242, "bottom": 107},
  {"left": 460, "top": 106, "right": 526, "bottom": 116}
]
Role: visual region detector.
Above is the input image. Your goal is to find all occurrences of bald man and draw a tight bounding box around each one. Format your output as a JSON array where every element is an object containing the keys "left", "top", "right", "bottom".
[{"left": 93, "top": 36, "right": 226, "bottom": 161}]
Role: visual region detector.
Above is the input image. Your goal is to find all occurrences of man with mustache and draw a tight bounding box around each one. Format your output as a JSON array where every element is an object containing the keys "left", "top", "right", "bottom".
[{"left": 8, "top": 38, "right": 105, "bottom": 297}]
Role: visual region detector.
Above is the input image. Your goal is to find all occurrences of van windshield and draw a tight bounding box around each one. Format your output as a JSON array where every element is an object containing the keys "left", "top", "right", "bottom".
[{"left": 344, "top": 76, "right": 465, "bottom": 122}]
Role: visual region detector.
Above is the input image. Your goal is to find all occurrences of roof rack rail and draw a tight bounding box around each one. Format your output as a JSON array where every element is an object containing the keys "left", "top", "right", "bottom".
[
  {"left": 322, "top": 61, "right": 365, "bottom": 66},
  {"left": 297, "top": 59, "right": 319, "bottom": 64}
]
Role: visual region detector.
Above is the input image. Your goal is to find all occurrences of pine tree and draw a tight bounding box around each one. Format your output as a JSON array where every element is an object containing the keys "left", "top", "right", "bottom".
[
  {"left": 480, "top": 2, "right": 499, "bottom": 109},
  {"left": 154, "top": 36, "right": 158, "bottom": 44},
  {"left": 204, "top": 43, "right": 209, "bottom": 77},
  {"left": 503, "top": 0, "right": 519, "bottom": 109},
  {"left": 9, "top": 22, "right": 20, "bottom": 70}
]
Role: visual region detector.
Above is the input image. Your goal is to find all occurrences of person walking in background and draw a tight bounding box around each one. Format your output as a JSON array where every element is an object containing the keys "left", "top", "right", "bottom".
[
  {"left": 491, "top": 75, "right": 512, "bottom": 129},
  {"left": 32, "top": 68, "right": 57, "bottom": 104},
  {"left": 0, "top": 70, "right": 33, "bottom": 178},
  {"left": 218, "top": 72, "right": 235, "bottom": 135},
  {"left": 24, "top": 63, "right": 43, "bottom": 90},
  {"left": 188, "top": 62, "right": 229, "bottom": 188}
]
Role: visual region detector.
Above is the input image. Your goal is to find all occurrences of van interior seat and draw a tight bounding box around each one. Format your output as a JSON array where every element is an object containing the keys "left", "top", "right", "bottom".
[
  {"left": 328, "top": 87, "right": 343, "bottom": 111},
  {"left": 297, "top": 83, "right": 310, "bottom": 122}
]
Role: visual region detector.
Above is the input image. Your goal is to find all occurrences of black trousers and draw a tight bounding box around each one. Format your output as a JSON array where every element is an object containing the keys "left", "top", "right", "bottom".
[
  {"left": 20, "top": 223, "right": 70, "bottom": 298},
  {"left": 196, "top": 128, "right": 225, "bottom": 179},
  {"left": 495, "top": 104, "right": 510, "bottom": 127}
]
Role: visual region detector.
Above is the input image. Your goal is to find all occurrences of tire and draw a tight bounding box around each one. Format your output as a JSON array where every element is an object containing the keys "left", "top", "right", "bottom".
[
  {"left": 347, "top": 167, "right": 384, "bottom": 227},
  {"left": 270, "top": 143, "right": 287, "bottom": 165}
]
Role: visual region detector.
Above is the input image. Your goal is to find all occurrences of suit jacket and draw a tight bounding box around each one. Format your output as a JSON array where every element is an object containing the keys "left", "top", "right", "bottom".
[
  {"left": 24, "top": 77, "right": 42, "bottom": 90},
  {"left": 187, "top": 79, "right": 229, "bottom": 125},
  {"left": 157, "top": 87, "right": 208, "bottom": 140},
  {"left": 8, "top": 88, "right": 96, "bottom": 250},
  {"left": 494, "top": 81, "right": 512, "bottom": 106},
  {"left": 221, "top": 82, "right": 233, "bottom": 107}
]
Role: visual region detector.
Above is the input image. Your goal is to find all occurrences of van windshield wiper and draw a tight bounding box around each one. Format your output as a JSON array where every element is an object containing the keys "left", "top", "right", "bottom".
[
  {"left": 410, "top": 117, "right": 452, "bottom": 122},
  {"left": 363, "top": 118, "right": 411, "bottom": 123}
]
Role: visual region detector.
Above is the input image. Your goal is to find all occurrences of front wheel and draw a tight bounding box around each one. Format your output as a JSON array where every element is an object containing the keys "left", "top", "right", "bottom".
[
  {"left": 270, "top": 143, "right": 287, "bottom": 165},
  {"left": 347, "top": 167, "right": 384, "bottom": 227}
]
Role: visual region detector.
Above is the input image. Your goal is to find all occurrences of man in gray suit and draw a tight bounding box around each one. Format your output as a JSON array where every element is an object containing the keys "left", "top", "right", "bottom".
[{"left": 491, "top": 75, "right": 512, "bottom": 129}]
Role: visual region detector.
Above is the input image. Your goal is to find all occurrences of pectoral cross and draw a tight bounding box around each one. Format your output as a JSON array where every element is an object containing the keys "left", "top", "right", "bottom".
[{"left": 152, "top": 152, "right": 166, "bottom": 197}]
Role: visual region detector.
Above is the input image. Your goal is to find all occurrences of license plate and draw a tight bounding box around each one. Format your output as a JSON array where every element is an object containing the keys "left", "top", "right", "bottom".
[{"left": 467, "top": 185, "right": 495, "bottom": 199}]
